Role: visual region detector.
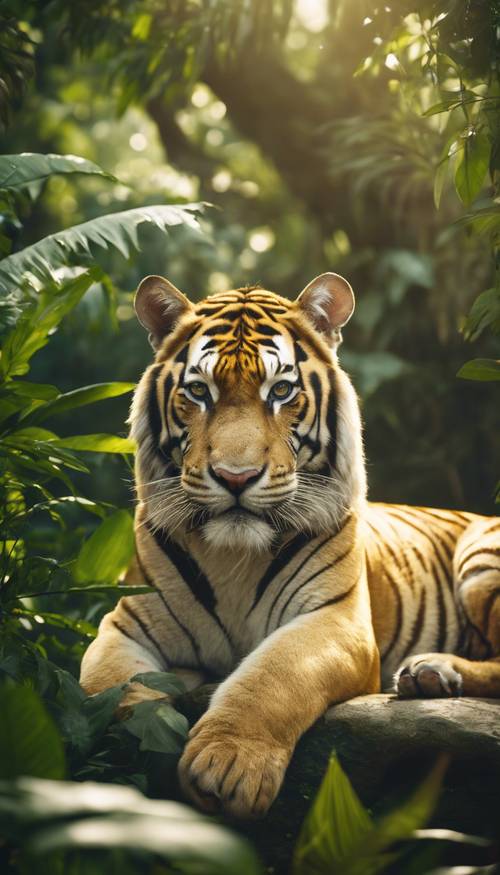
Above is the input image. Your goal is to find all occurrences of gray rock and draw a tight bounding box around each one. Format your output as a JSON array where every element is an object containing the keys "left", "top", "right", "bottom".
[{"left": 176, "top": 690, "right": 500, "bottom": 873}]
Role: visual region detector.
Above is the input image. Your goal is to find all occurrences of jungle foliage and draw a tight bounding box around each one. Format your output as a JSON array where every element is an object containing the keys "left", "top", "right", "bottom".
[{"left": 0, "top": 1, "right": 499, "bottom": 873}]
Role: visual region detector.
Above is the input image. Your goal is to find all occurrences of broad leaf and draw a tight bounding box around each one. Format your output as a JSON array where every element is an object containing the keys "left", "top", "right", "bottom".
[
  {"left": 0, "top": 153, "right": 116, "bottom": 190},
  {"left": 454, "top": 131, "right": 491, "bottom": 206},
  {"left": 130, "top": 671, "right": 186, "bottom": 696},
  {"left": 0, "top": 685, "right": 65, "bottom": 780},
  {"left": 293, "top": 753, "right": 374, "bottom": 875},
  {"left": 457, "top": 358, "right": 500, "bottom": 380},
  {"left": 74, "top": 510, "right": 135, "bottom": 584},
  {"left": 0, "top": 203, "right": 204, "bottom": 293},
  {"left": 462, "top": 288, "right": 500, "bottom": 341},
  {"left": 50, "top": 434, "right": 136, "bottom": 453},
  {"left": 0, "top": 777, "right": 262, "bottom": 875},
  {"left": 26, "top": 382, "right": 136, "bottom": 424},
  {"left": 123, "top": 700, "right": 188, "bottom": 754}
]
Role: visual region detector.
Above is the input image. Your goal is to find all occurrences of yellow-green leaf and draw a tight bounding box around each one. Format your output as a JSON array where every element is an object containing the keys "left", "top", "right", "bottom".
[{"left": 74, "top": 510, "right": 135, "bottom": 584}]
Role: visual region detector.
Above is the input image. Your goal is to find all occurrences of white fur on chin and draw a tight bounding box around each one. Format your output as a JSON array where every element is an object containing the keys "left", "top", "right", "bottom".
[{"left": 202, "top": 513, "right": 274, "bottom": 552}]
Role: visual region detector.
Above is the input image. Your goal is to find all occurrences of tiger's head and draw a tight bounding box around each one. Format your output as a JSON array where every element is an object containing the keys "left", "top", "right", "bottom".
[{"left": 130, "top": 273, "right": 366, "bottom": 551}]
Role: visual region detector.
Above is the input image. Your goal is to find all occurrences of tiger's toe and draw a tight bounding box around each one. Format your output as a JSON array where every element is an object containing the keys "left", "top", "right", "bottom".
[{"left": 395, "top": 655, "right": 463, "bottom": 698}]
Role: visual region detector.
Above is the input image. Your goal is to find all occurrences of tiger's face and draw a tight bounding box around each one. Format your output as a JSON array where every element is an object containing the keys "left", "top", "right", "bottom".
[{"left": 130, "top": 273, "right": 365, "bottom": 551}]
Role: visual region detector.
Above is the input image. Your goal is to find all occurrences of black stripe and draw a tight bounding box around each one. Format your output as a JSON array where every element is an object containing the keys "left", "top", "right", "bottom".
[
  {"left": 461, "top": 563, "right": 500, "bottom": 583},
  {"left": 147, "top": 524, "right": 232, "bottom": 644},
  {"left": 112, "top": 618, "right": 141, "bottom": 646},
  {"left": 147, "top": 364, "right": 164, "bottom": 447},
  {"left": 202, "top": 322, "right": 235, "bottom": 336},
  {"left": 262, "top": 514, "right": 353, "bottom": 631},
  {"left": 380, "top": 568, "right": 403, "bottom": 661},
  {"left": 385, "top": 509, "right": 453, "bottom": 588},
  {"left": 482, "top": 588, "right": 500, "bottom": 639},
  {"left": 135, "top": 550, "right": 203, "bottom": 666},
  {"left": 274, "top": 545, "right": 354, "bottom": 628},
  {"left": 325, "top": 369, "right": 337, "bottom": 470},
  {"left": 458, "top": 547, "right": 500, "bottom": 577},
  {"left": 430, "top": 561, "right": 447, "bottom": 651},
  {"left": 303, "top": 582, "right": 357, "bottom": 614},
  {"left": 246, "top": 530, "right": 312, "bottom": 616},
  {"left": 399, "top": 587, "right": 426, "bottom": 662},
  {"left": 121, "top": 600, "right": 169, "bottom": 666}
]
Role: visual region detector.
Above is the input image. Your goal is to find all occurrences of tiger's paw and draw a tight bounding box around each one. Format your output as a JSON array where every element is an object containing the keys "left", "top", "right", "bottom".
[
  {"left": 395, "top": 654, "right": 463, "bottom": 698},
  {"left": 178, "top": 712, "right": 290, "bottom": 819}
]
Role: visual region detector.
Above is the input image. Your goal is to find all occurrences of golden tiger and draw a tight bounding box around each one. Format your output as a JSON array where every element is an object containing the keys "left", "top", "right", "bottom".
[{"left": 80, "top": 272, "right": 500, "bottom": 819}]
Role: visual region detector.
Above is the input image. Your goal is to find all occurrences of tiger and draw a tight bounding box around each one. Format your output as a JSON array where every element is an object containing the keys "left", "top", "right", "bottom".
[{"left": 80, "top": 271, "right": 500, "bottom": 820}]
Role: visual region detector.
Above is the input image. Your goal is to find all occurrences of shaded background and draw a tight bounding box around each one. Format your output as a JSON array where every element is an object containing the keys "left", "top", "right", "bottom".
[{"left": 3, "top": 0, "right": 499, "bottom": 515}]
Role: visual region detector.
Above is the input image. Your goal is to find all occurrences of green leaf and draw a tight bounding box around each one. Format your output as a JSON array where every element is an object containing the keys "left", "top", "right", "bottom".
[
  {"left": 0, "top": 685, "right": 65, "bottom": 780},
  {"left": 0, "top": 153, "right": 116, "bottom": 191},
  {"left": 454, "top": 131, "right": 491, "bottom": 206},
  {"left": 122, "top": 700, "right": 188, "bottom": 754},
  {"left": 74, "top": 510, "right": 135, "bottom": 584},
  {"left": 0, "top": 268, "right": 97, "bottom": 378},
  {"left": 23, "top": 584, "right": 154, "bottom": 597},
  {"left": 13, "top": 609, "right": 97, "bottom": 639},
  {"left": 25, "top": 382, "right": 136, "bottom": 424},
  {"left": 0, "top": 203, "right": 205, "bottom": 293},
  {"left": 0, "top": 777, "right": 263, "bottom": 875},
  {"left": 130, "top": 671, "right": 186, "bottom": 696},
  {"left": 293, "top": 753, "right": 374, "bottom": 875},
  {"left": 455, "top": 201, "right": 500, "bottom": 235},
  {"left": 457, "top": 358, "right": 500, "bottom": 380},
  {"left": 132, "top": 13, "right": 152, "bottom": 40},
  {"left": 293, "top": 754, "right": 447, "bottom": 875},
  {"left": 83, "top": 686, "right": 125, "bottom": 741},
  {"left": 49, "top": 434, "right": 136, "bottom": 453},
  {"left": 4, "top": 381, "right": 59, "bottom": 401},
  {"left": 462, "top": 288, "right": 500, "bottom": 340}
]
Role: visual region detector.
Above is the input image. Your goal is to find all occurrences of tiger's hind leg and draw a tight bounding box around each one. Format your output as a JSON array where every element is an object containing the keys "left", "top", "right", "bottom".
[{"left": 395, "top": 516, "right": 500, "bottom": 698}]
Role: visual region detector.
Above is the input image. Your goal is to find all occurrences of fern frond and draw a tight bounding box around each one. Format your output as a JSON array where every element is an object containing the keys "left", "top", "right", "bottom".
[{"left": 0, "top": 203, "right": 205, "bottom": 293}]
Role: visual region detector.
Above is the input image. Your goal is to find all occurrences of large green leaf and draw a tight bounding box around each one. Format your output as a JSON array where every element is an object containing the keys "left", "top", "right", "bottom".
[
  {"left": 293, "top": 753, "right": 374, "bottom": 875},
  {"left": 0, "top": 777, "right": 262, "bottom": 875},
  {"left": 50, "top": 434, "right": 136, "bottom": 453},
  {"left": 457, "top": 358, "right": 500, "bottom": 380},
  {"left": 454, "top": 131, "right": 491, "bottom": 206},
  {"left": 0, "top": 203, "right": 204, "bottom": 293},
  {"left": 0, "top": 686, "right": 65, "bottom": 780},
  {"left": 25, "top": 382, "right": 136, "bottom": 424},
  {"left": 0, "top": 153, "right": 116, "bottom": 190},
  {"left": 74, "top": 510, "right": 135, "bottom": 584}
]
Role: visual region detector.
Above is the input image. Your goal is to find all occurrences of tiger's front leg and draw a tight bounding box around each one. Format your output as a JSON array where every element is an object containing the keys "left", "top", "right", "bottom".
[{"left": 178, "top": 576, "right": 380, "bottom": 819}]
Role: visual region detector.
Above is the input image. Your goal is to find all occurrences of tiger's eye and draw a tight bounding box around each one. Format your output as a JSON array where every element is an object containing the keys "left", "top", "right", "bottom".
[
  {"left": 270, "top": 381, "right": 294, "bottom": 400},
  {"left": 188, "top": 381, "right": 209, "bottom": 398}
]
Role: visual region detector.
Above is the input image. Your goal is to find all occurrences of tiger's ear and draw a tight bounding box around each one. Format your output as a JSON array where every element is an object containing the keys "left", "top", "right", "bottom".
[
  {"left": 297, "top": 273, "right": 355, "bottom": 339},
  {"left": 134, "top": 275, "right": 193, "bottom": 350}
]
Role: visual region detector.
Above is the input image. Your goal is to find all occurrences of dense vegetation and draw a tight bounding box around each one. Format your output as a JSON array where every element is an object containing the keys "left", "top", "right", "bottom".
[{"left": 0, "top": 1, "right": 499, "bottom": 873}]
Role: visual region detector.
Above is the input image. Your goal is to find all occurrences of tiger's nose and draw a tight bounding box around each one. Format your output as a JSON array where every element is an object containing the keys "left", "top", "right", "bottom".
[{"left": 212, "top": 466, "right": 262, "bottom": 493}]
